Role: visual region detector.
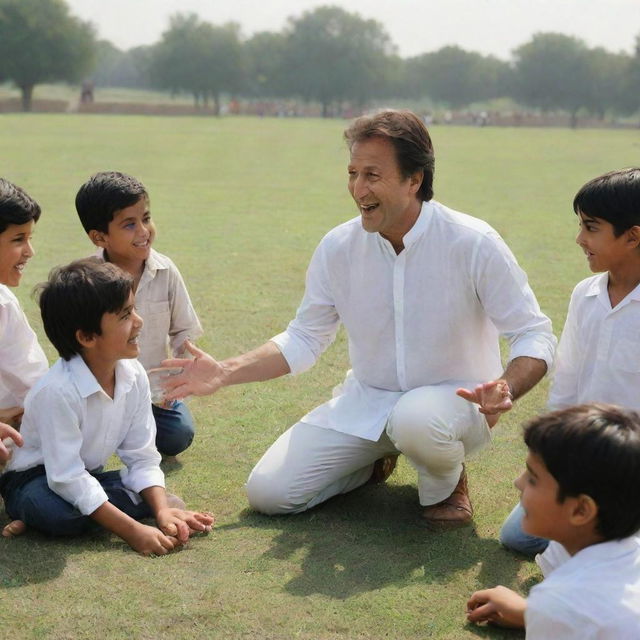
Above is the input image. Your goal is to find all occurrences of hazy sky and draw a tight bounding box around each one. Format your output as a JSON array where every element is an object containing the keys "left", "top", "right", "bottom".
[{"left": 65, "top": 0, "right": 639, "bottom": 60}]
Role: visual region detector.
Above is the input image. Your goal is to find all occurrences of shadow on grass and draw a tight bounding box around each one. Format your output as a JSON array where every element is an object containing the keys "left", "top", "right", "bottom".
[
  {"left": 221, "top": 481, "right": 529, "bottom": 602},
  {"left": 0, "top": 515, "right": 127, "bottom": 588}
]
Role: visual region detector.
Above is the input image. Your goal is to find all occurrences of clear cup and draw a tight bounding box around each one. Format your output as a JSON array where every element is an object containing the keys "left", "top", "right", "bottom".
[{"left": 147, "top": 367, "right": 184, "bottom": 407}]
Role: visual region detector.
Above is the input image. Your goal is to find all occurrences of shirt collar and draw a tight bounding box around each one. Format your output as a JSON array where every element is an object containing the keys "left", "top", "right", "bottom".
[
  {"left": 572, "top": 536, "right": 640, "bottom": 565},
  {"left": 399, "top": 200, "right": 433, "bottom": 249},
  {"left": 585, "top": 273, "right": 608, "bottom": 297},
  {"left": 68, "top": 354, "right": 136, "bottom": 399}
]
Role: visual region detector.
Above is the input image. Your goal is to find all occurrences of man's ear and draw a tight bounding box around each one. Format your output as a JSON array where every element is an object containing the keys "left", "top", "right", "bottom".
[
  {"left": 75, "top": 328, "right": 96, "bottom": 350},
  {"left": 88, "top": 229, "right": 107, "bottom": 248},
  {"left": 569, "top": 494, "right": 599, "bottom": 527},
  {"left": 409, "top": 170, "right": 424, "bottom": 196}
]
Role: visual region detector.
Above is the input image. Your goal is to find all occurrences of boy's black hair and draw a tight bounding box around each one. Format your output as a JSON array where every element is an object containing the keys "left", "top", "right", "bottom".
[
  {"left": 0, "top": 178, "right": 41, "bottom": 233},
  {"left": 36, "top": 258, "right": 134, "bottom": 360},
  {"left": 524, "top": 404, "right": 640, "bottom": 540},
  {"left": 573, "top": 167, "right": 640, "bottom": 236},
  {"left": 75, "top": 171, "right": 147, "bottom": 234}
]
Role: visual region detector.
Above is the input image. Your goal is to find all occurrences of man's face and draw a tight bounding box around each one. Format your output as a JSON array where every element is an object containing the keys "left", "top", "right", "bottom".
[
  {"left": 515, "top": 451, "right": 572, "bottom": 542},
  {"left": 347, "top": 137, "right": 421, "bottom": 242}
]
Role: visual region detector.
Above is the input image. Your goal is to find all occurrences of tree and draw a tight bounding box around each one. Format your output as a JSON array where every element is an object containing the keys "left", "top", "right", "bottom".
[
  {"left": 281, "top": 5, "right": 394, "bottom": 116},
  {"left": 244, "top": 31, "right": 287, "bottom": 98},
  {"left": 0, "top": 0, "right": 95, "bottom": 111},
  {"left": 407, "top": 46, "right": 510, "bottom": 108},
  {"left": 512, "top": 33, "right": 592, "bottom": 127},
  {"left": 91, "top": 41, "right": 153, "bottom": 89},
  {"left": 150, "top": 13, "right": 244, "bottom": 114},
  {"left": 584, "top": 47, "right": 631, "bottom": 119}
]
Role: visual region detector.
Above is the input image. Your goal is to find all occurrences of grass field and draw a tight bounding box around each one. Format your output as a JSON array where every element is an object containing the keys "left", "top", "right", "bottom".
[{"left": 0, "top": 114, "right": 638, "bottom": 639}]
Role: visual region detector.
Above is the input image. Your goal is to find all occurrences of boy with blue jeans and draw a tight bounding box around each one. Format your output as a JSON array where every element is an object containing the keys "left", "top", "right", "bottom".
[
  {"left": 0, "top": 178, "right": 49, "bottom": 536},
  {"left": 75, "top": 172, "right": 203, "bottom": 459},
  {"left": 500, "top": 167, "right": 640, "bottom": 555},
  {"left": 467, "top": 404, "right": 640, "bottom": 638},
  {"left": 0, "top": 260, "right": 213, "bottom": 554}
]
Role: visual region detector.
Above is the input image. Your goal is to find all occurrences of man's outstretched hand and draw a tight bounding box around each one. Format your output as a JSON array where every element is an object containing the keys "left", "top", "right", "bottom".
[
  {"left": 161, "top": 341, "right": 227, "bottom": 401},
  {"left": 456, "top": 379, "right": 513, "bottom": 428}
]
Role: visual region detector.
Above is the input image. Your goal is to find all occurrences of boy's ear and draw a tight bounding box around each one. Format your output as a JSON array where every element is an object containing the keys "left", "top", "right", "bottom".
[
  {"left": 625, "top": 225, "right": 640, "bottom": 249},
  {"left": 75, "top": 328, "right": 96, "bottom": 350},
  {"left": 568, "top": 494, "right": 599, "bottom": 527},
  {"left": 88, "top": 229, "right": 107, "bottom": 248}
]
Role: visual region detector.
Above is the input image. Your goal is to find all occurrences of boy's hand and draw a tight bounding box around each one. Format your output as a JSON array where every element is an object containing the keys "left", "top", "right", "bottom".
[
  {"left": 156, "top": 508, "right": 214, "bottom": 543},
  {"left": 0, "top": 406, "right": 24, "bottom": 426},
  {"left": 0, "top": 422, "right": 23, "bottom": 463},
  {"left": 161, "top": 340, "right": 227, "bottom": 400},
  {"left": 466, "top": 585, "right": 526, "bottom": 628},
  {"left": 456, "top": 379, "right": 513, "bottom": 428},
  {"left": 124, "top": 522, "right": 182, "bottom": 556}
]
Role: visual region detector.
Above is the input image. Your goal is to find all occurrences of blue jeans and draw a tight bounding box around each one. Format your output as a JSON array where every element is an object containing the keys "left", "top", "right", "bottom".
[
  {"left": 2, "top": 468, "right": 153, "bottom": 537},
  {"left": 499, "top": 502, "right": 549, "bottom": 556},
  {"left": 152, "top": 401, "right": 195, "bottom": 456}
]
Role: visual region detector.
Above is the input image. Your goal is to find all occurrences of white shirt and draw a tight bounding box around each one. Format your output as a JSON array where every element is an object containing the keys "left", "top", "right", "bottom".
[
  {"left": 549, "top": 273, "right": 640, "bottom": 411},
  {"left": 0, "top": 285, "right": 48, "bottom": 408},
  {"left": 527, "top": 538, "right": 640, "bottom": 639},
  {"left": 7, "top": 355, "right": 164, "bottom": 515},
  {"left": 271, "top": 201, "right": 556, "bottom": 441},
  {"left": 96, "top": 248, "right": 203, "bottom": 370}
]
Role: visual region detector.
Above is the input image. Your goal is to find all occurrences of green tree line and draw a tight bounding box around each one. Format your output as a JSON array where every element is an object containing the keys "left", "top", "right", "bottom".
[{"left": 1, "top": 0, "right": 639, "bottom": 120}]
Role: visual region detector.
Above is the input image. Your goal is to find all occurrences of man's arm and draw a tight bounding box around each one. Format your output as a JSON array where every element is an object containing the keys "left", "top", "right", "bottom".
[
  {"left": 457, "top": 356, "right": 547, "bottom": 427},
  {"left": 163, "top": 340, "right": 291, "bottom": 401}
]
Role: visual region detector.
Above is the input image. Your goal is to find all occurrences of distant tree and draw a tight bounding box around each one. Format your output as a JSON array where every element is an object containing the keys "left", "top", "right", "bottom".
[
  {"left": 282, "top": 5, "right": 394, "bottom": 116},
  {"left": 584, "top": 47, "right": 632, "bottom": 119},
  {"left": 150, "top": 13, "right": 244, "bottom": 114},
  {"left": 624, "top": 34, "right": 640, "bottom": 117},
  {"left": 92, "top": 41, "right": 153, "bottom": 89},
  {"left": 0, "top": 0, "right": 95, "bottom": 111},
  {"left": 513, "top": 33, "right": 592, "bottom": 127},
  {"left": 244, "top": 31, "right": 287, "bottom": 98},
  {"left": 407, "top": 46, "right": 510, "bottom": 108}
]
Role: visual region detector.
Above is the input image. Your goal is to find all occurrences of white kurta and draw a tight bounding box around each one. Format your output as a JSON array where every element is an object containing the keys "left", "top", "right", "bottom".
[{"left": 272, "top": 200, "right": 556, "bottom": 441}]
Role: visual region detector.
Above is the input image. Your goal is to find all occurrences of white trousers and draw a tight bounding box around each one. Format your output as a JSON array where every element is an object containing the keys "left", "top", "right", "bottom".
[{"left": 245, "top": 383, "right": 491, "bottom": 515}]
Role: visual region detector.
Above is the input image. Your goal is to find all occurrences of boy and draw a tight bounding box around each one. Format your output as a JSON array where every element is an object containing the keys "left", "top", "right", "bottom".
[
  {"left": 467, "top": 404, "right": 640, "bottom": 638},
  {"left": 75, "top": 172, "right": 203, "bottom": 459},
  {"left": 0, "top": 260, "right": 213, "bottom": 555},
  {"left": 0, "top": 178, "right": 48, "bottom": 535},
  {"left": 500, "top": 167, "right": 640, "bottom": 555}
]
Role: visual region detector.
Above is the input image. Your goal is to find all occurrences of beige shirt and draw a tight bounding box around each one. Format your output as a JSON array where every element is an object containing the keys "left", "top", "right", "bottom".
[{"left": 97, "top": 249, "right": 203, "bottom": 370}]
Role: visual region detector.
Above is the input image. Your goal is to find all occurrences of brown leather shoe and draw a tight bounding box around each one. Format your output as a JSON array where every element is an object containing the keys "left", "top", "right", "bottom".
[
  {"left": 367, "top": 454, "right": 399, "bottom": 484},
  {"left": 422, "top": 466, "right": 473, "bottom": 529}
]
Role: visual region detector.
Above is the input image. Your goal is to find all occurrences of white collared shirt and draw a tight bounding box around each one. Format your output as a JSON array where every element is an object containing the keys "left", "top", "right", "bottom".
[
  {"left": 0, "top": 284, "right": 48, "bottom": 408},
  {"left": 548, "top": 273, "right": 640, "bottom": 411},
  {"left": 271, "top": 201, "right": 556, "bottom": 441},
  {"left": 96, "top": 248, "right": 203, "bottom": 370},
  {"left": 527, "top": 538, "right": 640, "bottom": 639},
  {"left": 7, "top": 355, "right": 164, "bottom": 515}
]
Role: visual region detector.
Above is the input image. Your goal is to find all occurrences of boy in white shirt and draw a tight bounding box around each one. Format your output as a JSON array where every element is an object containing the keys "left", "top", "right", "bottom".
[
  {"left": 467, "top": 404, "right": 640, "bottom": 639},
  {"left": 0, "top": 259, "right": 213, "bottom": 555},
  {"left": 75, "top": 172, "right": 203, "bottom": 460},
  {"left": 500, "top": 167, "right": 640, "bottom": 556},
  {"left": 0, "top": 178, "right": 49, "bottom": 536}
]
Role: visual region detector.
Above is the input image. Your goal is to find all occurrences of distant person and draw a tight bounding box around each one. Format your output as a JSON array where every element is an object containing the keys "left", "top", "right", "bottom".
[
  {"left": 80, "top": 80, "right": 94, "bottom": 104},
  {"left": 467, "top": 404, "right": 640, "bottom": 638},
  {"left": 0, "top": 260, "right": 213, "bottom": 554},
  {"left": 75, "top": 172, "right": 203, "bottom": 460},
  {"left": 500, "top": 167, "right": 640, "bottom": 556},
  {"left": 161, "top": 109, "right": 555, "bottom": 528},
  {"left": 0, "top": 178, "right": 48, "bottom": 536}
]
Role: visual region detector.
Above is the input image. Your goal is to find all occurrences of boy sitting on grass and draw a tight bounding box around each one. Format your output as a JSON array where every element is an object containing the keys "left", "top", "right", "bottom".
[
  {"left": 75, "top": 171, "right": 203, "bottom": 460},
  {"left": 500, "top": 167, "right": 640, "bottom": 556},
  {"left": 0, "top": 259, "right": 213, "bottom": 555},
  {"left": 0, "top": 179, "right": 49, "bottom": 535},
  {"left": 467, "top": 404, "right": 640, "bottom": 638}
]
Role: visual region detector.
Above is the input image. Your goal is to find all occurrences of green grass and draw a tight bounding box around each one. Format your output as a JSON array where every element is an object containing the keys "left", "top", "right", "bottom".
[{"left": 0, "top": 114, "right": 638, "bottom": 639}]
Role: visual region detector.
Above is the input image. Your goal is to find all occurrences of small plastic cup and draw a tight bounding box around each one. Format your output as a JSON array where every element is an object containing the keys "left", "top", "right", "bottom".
[{"left": 146, "top": 367, "right": 184, "bottom": 406}]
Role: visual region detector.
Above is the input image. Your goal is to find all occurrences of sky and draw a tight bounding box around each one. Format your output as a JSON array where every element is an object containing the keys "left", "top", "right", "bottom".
[{"left": 65, "top": 0, "right": 639, "bottom": 60}]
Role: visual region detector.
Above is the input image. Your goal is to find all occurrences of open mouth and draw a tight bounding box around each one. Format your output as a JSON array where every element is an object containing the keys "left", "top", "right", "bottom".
[
  {"left": 133, "top": 241, "right": 149, "bottom": 248},
  {"left": 14, "top": 262, "right": 26, "bottom": 272},
  {"left": 360, "top": 203, "right": 379, "bottom": 213}
]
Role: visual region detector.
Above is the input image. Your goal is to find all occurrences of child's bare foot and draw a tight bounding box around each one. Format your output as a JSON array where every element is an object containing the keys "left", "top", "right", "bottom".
[{"left": 2, "top": 519, "right": 26, "bottom": 538}]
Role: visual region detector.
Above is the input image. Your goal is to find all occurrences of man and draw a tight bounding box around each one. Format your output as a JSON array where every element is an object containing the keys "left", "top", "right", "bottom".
[{"left": 164, "top": 110, "right": 556, "bottom": 527}]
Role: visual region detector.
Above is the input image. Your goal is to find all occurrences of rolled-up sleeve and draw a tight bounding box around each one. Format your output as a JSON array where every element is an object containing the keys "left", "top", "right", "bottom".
[
  {"left": 270, "top": 242, "right": 341, "bottom": 375},
  {"left": 167, "top": 261, "right": 204, "bottom": 356},
  {"left": 29, "top": 386, "right": 108, "bottom": 516},
  {"left": 473, "top": 232, "right": 556, "bottom": 371},
  {"left": 117, "top": 376, "right": 164, "bottom": 494}
]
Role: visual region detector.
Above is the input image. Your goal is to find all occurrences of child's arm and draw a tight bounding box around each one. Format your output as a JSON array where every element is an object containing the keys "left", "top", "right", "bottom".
[
  {"left": 0, "top": 421, "right": 22, "bottom": 463},
  {"left": 466, "top": 586, "right": 526, "bottom": 628},
  {"left": 141, "top": 485, "right": 214, "bottom": 543},
  {"left": 90, "top": 499, "right": 180, "bottom": 556}
]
